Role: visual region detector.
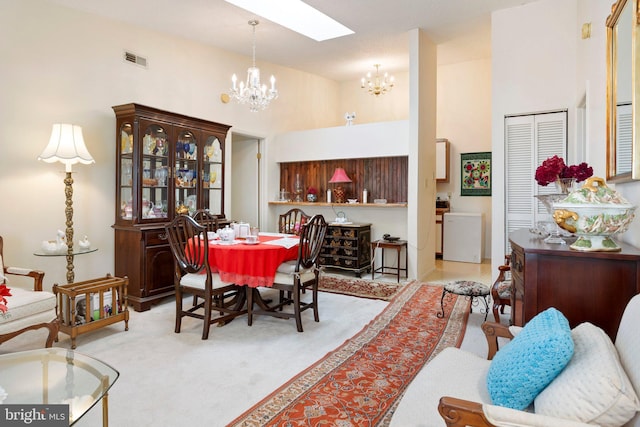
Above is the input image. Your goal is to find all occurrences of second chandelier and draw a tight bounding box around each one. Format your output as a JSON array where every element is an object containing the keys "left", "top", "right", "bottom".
[{"left": 361, "top": 64, "right": 394, "bottom": 96}]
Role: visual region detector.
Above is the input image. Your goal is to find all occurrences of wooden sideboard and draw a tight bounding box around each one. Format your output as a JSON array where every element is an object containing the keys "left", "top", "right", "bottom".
[
  {"left": 509, "top": 228, "right": 640, "bottom": 340},
  {"left": 319, "top": 223, "right": 371, "bottom": 277}
]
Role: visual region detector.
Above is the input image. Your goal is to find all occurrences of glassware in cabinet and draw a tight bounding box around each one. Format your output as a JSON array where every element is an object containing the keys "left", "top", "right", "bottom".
[
  {"left": 175, "top": 130, "right": 198, "bottom": 216},
  {"left": 203, "top": 136, "right": 223, "bottom": 216},
  {"left": 141, "top": 124, "right": 169, "bottom": 220},
  {"left": 119, "top": 123, "right": 134, "bottom": 220}
]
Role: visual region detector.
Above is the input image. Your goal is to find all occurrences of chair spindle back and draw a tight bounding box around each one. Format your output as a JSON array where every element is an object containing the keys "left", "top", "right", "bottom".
[
  {"left": 279, "top": 208, "right": 311, "bottom": 236},
  {"left": 295, "top": 214, "right": 328, "bottom": 271},
  {"left": 165, "top": 215, "right": 209, "bottom": 275},
  {"left": 192, "top": 209, "right": 219, "bottom": 233}
]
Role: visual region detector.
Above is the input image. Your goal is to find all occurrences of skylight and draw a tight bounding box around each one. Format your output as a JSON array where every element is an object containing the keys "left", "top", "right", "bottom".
[{"left": 224, "top": 0, "right": 354, "bottom": 42}]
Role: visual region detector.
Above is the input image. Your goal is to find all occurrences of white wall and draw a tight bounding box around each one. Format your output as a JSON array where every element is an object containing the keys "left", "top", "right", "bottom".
[
  {"left": 436, "top": 58, "right": 493, "bottom": 258},
  {"left": 1, "top": 0, "right": 435, "bottom": 288},
  {"left": 408, "top": 28, "right": 438, "bottom": 281},
  {"left": 491, "top": 0, "right": 640, "bottom": 272},
  {"left": 273, "top": 121, "right": 410, "bottom": 162},
  {"left": 230, "top": 136, "right": 259, "bottom": 227},
  {"left": 491, "top": 0, "right": 579, "bottom": 272},
  {"left": 338, "top": 71, "right": 410, "bottom": 125},
  {"left": 0, "top": 0, "right": 341, "bottom": 288},
  {"left": 576, "top": 0, "right": 640, "bottom": 249}
]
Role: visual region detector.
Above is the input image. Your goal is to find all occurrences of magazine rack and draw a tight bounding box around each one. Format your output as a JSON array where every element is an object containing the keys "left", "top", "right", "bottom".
[{"left": 53, "top": 274, "right": 129, "bottom": 349}]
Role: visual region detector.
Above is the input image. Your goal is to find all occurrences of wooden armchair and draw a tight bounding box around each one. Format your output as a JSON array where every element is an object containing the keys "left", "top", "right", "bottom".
[
  {"left": 490, "top": 254, "right": 512, "bottom": 323},
  {"left": 278, "top": 208, "right": 310, "bottom": 236},
  {"left": 0, "top": 236, "right": 58, "bottom": 348},
  {"left": 192, "top": 209, "right": 219, "bottom": 233},
  {"left": 164, "top": 216, "right": 245, "bottom": 340},
  {"left": 248, "top": 214, "right": 328, "bottom": 332}
]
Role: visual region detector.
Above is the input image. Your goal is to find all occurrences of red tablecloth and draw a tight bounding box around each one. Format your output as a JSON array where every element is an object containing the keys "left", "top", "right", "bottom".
[{"left": 207, "top": 235, "right": 299, "bottom": 288}]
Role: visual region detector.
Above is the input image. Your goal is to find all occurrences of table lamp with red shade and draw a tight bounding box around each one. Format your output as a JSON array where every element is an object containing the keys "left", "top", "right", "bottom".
[{"left": 328, "top": 167, "right": 352, "bottom": 203}]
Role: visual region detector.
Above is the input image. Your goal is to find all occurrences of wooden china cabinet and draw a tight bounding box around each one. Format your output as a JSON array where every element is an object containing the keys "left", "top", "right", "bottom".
[{"left": 112, "top": 103, "right": 231, "bottom": 311}]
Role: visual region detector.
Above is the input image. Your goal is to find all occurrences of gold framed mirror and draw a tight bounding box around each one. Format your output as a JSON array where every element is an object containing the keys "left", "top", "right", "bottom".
[{"left": 606, "top": 0, "right": 640, "bottom": 182}]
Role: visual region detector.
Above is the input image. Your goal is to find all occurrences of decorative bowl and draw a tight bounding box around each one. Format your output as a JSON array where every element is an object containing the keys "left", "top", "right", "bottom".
[
  {"left": 347, "top": 199, "right": 358, "bottom": 204},
  {"left": 553, "top": 177, "right": 636, "bottom": 251}
]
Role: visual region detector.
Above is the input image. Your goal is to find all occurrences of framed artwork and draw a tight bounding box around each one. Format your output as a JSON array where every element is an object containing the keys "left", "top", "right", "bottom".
[{"left": 461, "top": 152, "right": 491, "bottom": 196}]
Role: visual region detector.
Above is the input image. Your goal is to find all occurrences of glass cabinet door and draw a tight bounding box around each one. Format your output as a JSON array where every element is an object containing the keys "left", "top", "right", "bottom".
[
  {"left": 203, "top": 136, "right": 223, "bottom": 215},
  {"left": 119, "top": 123, "right": 134, "bottom": 220},
  {"left": 175, "top": 130, "right": 198, "bottom": 215},
  {"left": 141, "top": 123, "right": 169, "bottom": 220}
]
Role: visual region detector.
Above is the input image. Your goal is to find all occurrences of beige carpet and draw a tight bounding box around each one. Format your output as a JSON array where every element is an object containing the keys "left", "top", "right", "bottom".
[
  {"left": 0, "top": 269, "right": 497, "bottom": 427},
  {"left": 0, "top": 289, "right": 389, "bottom": 427}
]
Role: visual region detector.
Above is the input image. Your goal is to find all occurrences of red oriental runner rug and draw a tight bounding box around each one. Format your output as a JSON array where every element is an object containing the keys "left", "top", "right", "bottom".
[
  {"left": 318, "top": 275, "right": 406, "bottom": 301},
  {"left": 227, "top": 281, "right": 470, "bottom": 427}
]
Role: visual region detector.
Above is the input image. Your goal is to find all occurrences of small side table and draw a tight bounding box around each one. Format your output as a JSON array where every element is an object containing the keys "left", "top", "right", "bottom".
[{"left": 370, "top": 240, "right": 408, "bottom": 282}]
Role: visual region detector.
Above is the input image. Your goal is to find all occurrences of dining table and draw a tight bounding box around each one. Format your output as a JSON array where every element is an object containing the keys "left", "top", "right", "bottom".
[
  {"left": 206, "top": 232, "right": 300, "bottom": 288},
  {"left": 198, "top": 232, "right": 300, "bottom": 318}
]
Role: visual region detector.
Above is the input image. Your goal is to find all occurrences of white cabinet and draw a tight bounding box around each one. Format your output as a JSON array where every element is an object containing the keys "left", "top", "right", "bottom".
[{"left": 436, "top": 138, "right": 450, "bottom": 182}]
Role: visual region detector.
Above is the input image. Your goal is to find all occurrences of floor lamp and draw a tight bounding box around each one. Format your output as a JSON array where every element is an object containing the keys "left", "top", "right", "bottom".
[{"left": 39, "top": 124, "right": 95, "bottom": 283}]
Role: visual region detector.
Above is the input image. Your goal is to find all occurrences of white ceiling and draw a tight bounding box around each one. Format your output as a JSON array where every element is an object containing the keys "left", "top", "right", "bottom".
[{"left": 47, "top": 0, "right": 540, "bottom": 82}]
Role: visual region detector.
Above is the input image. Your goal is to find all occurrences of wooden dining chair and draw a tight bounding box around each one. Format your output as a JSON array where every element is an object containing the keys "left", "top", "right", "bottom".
[
  {"left": 164, "top": 215, "right": 244, "bottom": 340},
  {"left": 278, "top": 208, "right": 310, "bottom": 236},
  {"left": 248, "top": 214, "right": 328, "bottom": 332},
  {"left": 191, "top": 209, "right": 219, "bottom": 233},
  {"left": 491, "top": 254, "right": 512, "bottom": 323},
  {"left": 190, "top": 209, "right": 221, "bottom": 306}
]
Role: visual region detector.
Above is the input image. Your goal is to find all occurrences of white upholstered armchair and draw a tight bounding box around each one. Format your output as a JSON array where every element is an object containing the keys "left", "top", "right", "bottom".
[
  {"left": 0, "top": 236, "right": 58, "bottom": 348},
  {"left": 390, "top": 294, "right": 640, "bottom": 427}
]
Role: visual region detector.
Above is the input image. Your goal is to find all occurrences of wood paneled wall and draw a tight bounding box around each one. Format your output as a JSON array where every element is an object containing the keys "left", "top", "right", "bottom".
[{"left": 279, "top": 157, "right": 408, "bottom": 203}]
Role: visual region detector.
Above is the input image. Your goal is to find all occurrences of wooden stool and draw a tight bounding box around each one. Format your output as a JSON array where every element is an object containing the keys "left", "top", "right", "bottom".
[
  {"left": 370, "top": 240, "right": 408, "bottom": 282},
  {"left": 437, "top": 280, "right": 490, "bottom": 321}
]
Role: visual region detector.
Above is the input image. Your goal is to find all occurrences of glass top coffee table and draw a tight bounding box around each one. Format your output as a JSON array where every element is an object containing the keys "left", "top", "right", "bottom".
[{"left": 0, "top": 348, "right": 118, "bottom": 426}]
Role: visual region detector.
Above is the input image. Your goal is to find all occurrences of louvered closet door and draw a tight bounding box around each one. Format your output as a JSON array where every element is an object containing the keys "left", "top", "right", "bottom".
[
  {"left": 617, "top": 103, "right": 632, "bottom": 173},
  {"left": 505, "top": 111, "right": 567, "bottom": 251}
]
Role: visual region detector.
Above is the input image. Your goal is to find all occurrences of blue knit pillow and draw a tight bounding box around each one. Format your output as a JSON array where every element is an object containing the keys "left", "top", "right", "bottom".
[{"left": 486, "top": 307, "right": 574, "bottom": 410}]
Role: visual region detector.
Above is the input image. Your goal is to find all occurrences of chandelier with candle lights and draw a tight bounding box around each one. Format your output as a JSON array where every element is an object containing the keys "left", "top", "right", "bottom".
[
  {"left": 361, "top": 64, "right": 394, "bottom": 96},
  {"left": 229, "top": 20, "right": 278, "bottom": 112}
]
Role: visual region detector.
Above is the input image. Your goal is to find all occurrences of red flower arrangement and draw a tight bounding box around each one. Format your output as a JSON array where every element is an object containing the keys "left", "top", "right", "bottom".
[
  {"left": 0, "top": 283, "right": 11, "bottom": 314},
  {"left": 306, "top": 186, "right": 318, "bottom": 202},
  {"left": 535, "top": 155, "right": 593, "bottom": 186}
]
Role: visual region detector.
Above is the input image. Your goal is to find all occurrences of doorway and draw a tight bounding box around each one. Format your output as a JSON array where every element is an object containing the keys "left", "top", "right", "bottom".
[{"left": 230, "top": 133, "right": 261, "bottom": 228}]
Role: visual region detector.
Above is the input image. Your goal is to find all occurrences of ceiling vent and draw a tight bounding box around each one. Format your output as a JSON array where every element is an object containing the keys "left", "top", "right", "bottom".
[{"left": 124, "top": 51, "right": 147, "bottom": 68}]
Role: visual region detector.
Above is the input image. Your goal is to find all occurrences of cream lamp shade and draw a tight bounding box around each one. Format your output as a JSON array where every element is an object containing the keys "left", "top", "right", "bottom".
[{"left": 39, "top": 124, "right": 95, "bottom": 172}]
